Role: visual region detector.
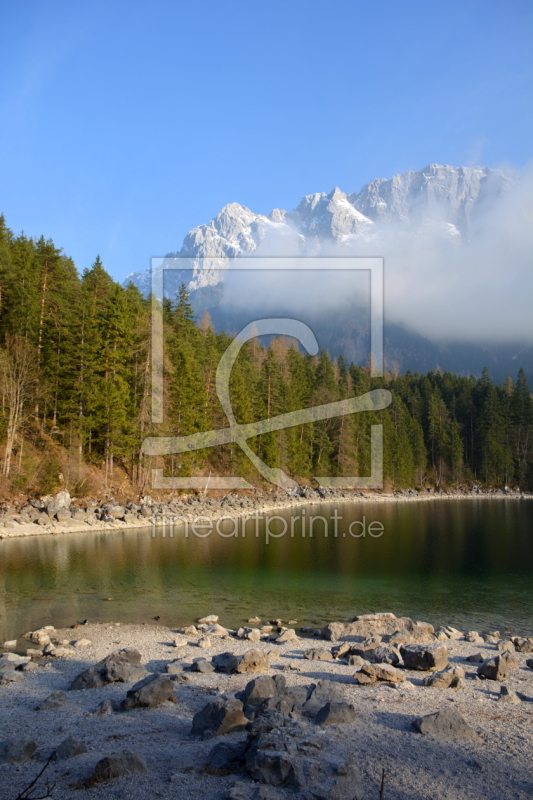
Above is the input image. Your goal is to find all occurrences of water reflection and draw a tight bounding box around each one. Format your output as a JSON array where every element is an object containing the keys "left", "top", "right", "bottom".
[{"left": 0, "top": 499, "right": 532, "bottom": 639}]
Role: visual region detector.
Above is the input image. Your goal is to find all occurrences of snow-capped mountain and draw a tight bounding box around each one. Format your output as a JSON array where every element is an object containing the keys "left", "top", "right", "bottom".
[
  {"left": 124, "top": 163, "right": 516, "bottom": 294},
  {"left": 122, "top": 163, "right": 532, "bottom": 383}
]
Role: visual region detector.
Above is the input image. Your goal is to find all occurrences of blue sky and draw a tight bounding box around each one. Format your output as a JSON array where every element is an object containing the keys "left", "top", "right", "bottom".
[{"left": 1, "top": 1, "right": 532, "bottom": 282}]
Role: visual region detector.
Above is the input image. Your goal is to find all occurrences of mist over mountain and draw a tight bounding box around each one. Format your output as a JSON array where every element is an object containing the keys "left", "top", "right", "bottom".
[{"left": 125, "top": 164, "right": 533, "bottom": 383}]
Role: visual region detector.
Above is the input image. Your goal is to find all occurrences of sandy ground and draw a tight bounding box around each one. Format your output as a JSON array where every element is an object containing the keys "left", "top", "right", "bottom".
[{"left": 0, "top": 619, "right": 532, "bottom": 800}]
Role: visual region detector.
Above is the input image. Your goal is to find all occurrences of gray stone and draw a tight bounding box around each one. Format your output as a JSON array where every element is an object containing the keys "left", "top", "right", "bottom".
[
  {"left": 274, "top": 629, "right": 297, "bottom": 644},
  {"left": 92, "top": 750, "right": 147, "bottom": 782},
  {"left": 346, "top": 655, "right": 366, "bottom": 669},
  {"left": 466, "top": 652, "right": 485, "bottom": 663},
  {"left": 236, "top": 649, "right": 272, "bottom": 674},
  {"left": 0, "top": 652, "right": 30, "bottom": 666},
  {"left": 499, "top": 685, "right": 520, "bottom": 704},
  {"left": 248, "top": 709, "right": 297, "bottom": 735},
  {"left": 435, "top": 625, "right": 464, "bottom": 640},
  {"left": 198, "top": 615, "right": 219, "bottom": 624},
  {"left": 192, "top": 658, "right": 216, "bottom": 673},
  {"left": 38, "top": 690, "right": 69, "bottom": 710},
  {"left": 526, "top": 658, "right": 533, "bottom": 670},
  {"left": 512, "top": 636, "right": 533, "bottom": 653},
  {"left": 464, "top": 631, "right": 484, "bottom": 644},
  {"left": 0, "top": 738, "right": 37, "bottom": 764},
  {"left": 205, "top": 740, "right": 247, "bottom": 776},
  {"left": 0, "top": 670, "right": 23, "bottom": 684},
  {"left": 69, "top": 648, "right": 145, "bottom": 689},
  {"left": 302, "top": 680, "right": 345, "bottom": 715},
  {"left": 496, "top": 640, "right": 515, "bottom": 652},
  {"left": 331, "top": 642, "right": 350, "bottom": 660},
  {"left": 52, "top": 736, "right": 88, "bottom": 760},
  {"left": 213, "top": 652, "right": 241, "bottom": 674},
  {"left": 413, "top": 708, "right": 481, "bottom": 743},
  {"left": 423, "top": 665, "right": 465, "bottom": 689},
  {"left": 106, "top": 505, "right": 126, "bottom": 520},
  {"left": 303, "top": 648, "right": 330, "bottom": 661},
  {"left": 477, "top": 651, "right": 518, "bottom": 681},
  {"left": 46, "top": 491, "right": 71, "bottom": 518},
  {"left": 315, "top": 701, "right": 356, "bottom": 725},
  {"left": 354, "top": 663, "right": 405, "bottom": 684},
  {"left": 93, "top": 699, "right": 115, "bottom": 715},
  {"left": 122, "top": 673, "right": 175, "bottom": 709},
  {"left": 192, "top": 697, "right": 250, "bottom": 739},
  {"left": 373, "top": 644, "right": 401, "bottom": 665},
  {"left": 400, "top": 643, "right": 448, "bottom": 671},
  {"left": 237, "top": 675, "right": 287, "bottom": 708}
]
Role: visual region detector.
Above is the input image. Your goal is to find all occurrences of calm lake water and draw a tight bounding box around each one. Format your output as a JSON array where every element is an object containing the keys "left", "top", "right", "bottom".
[{"left": 1, "top": 499, "right": 532, "bottom": 641}]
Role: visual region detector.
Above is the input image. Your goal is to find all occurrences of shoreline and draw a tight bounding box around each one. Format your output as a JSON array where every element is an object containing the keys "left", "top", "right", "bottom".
[{"left": 0, "top": 489, "right": 531, "bottom": 541}]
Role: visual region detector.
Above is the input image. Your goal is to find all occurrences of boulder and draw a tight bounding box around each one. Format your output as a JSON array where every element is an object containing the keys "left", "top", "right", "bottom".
[
  {"left": 0, "top": 738, "right": 37, "bottom": 764},
  {"left": 236, "top": 649, "right": 272, "bottom": 674},
  {"left": 373, "top": 644, "right": 401, "bottom": 665},
  {"left": 315, "top": 701, "right": 356, "bottom": 725},
  {"left": 464, "top": 631, "right": 484, "bottom": 644},
  {"left": 236, "top": 675, "right": 287, "bottom": 709},
  {"left": 46, "top": 491, "right": 71, "bottom": 518},
  {"left": 400, "top": 643, "right": 448, "bottom": 672},
  {"left": 274, "top": 629, "right": 297, "bottom": 644},
  {"left": 52, "top": 736, "right": 88, "bottom": 760},
  {"left": 512, "top": 636, "right": 533, "bottom": 653},
  {"left": 106, "top": 505, "right": 126, "bottom": 520},
  {"left": 302, "top": 680, "right": 345, "bottom": 715},
  {"left": 192, "top": 658, "right": 216, "bottom": 673},
  {"left": 69, "top": 648, "right": 145, "bottom": 689},
  {"left": 434, "top": 625, "right": 463, "bottom": 640},
  {"left": 423, "top": 665, "right": 465, "bottom": 689},
  {"left": 205, "top": 740, "right": 248, "bottom": 776},
  {"left": 92, "top": 750, "right": 147, "bottom": 782},
  {"left": 354, "top": 663, "right": 405, "bottom": 684},
  {"left": 412, "top": 708, "right": 481, "bottom": 743},
  {"left": 466, "top": 652, "right": 485, "bottom": 663},
  {"left": 346, "top": 655, "right": 366, "bottom": 669},
  {"left": 212, "top": 652, "right": 241, "bottom": 674},
  {"left": 496, "top": 640, "right": 515, "bottom": 652},
  {"left": 331, "top": 643, "right": 350, "bottom": 660},
  {"left": 192, "top": 697, "right": 250, "bottom": 739},
  {"left": 198, "top": 615, "right": 219, "bottom": 624},
  {"left": 498, "top": 685, "right": 520, "bottom": 704},
  {"left": 0, "top": 670, "right": 23, "bottom": 684},
  {"left": 303, "top": 648, "right": 330, "bottom": 661},
  {"left": 0, "top": 652, "right": 30, "bottom": 667},
  {"left": 121, "top": 673, "right": 175, "bottom": 709},
  {"left": 526, "top": 659, "right": 533, "bottom": 670},
  {"left": 477, "top": 651, "right": 518, "bottom": 681}
]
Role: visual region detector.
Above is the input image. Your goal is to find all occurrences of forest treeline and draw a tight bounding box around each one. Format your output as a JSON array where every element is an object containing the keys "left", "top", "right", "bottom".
[{"left": 0, "top": 215, "right": 532, "bottom": 496}]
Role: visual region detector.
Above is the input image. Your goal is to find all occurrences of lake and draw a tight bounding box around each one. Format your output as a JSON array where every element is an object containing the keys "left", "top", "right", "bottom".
[{"left": 1, "top": 498, "right": 532, "bottom": 641}]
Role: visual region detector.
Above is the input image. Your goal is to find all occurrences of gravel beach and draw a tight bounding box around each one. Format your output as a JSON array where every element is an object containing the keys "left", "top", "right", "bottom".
[{"left": 1, "top": 613, "right": 532, "bottom": 800}]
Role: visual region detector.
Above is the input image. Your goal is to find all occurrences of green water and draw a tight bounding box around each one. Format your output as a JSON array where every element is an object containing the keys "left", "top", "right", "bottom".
[{"left": 1, "top": 498, "right": 532, "bottom": 641}]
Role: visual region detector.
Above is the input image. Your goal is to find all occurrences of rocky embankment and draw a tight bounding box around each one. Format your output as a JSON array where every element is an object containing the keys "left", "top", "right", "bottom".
[
  {"left": 1, "top": 612, "right": 532, "bottom": 799},
  {"left": 0, "top": 485, "right": 530, "bottom": 539}
]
